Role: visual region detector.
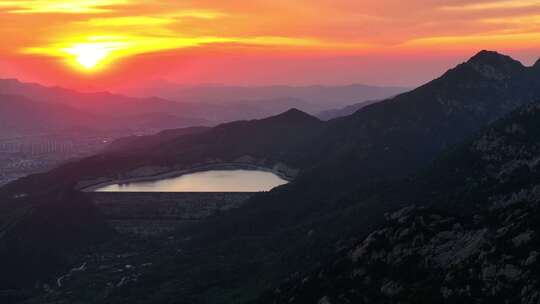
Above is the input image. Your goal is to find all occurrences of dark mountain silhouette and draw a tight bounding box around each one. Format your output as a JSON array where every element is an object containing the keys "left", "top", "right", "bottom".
[
  {"left": 259, "top": 99, "right": 540, "bottom": 304},
  {"left": 105, "top": 126, "right": 211, "bottom": 152},
  {"left": 120, "top": 112, "right": 210, "bottom": 131},
  {"left": 211, "top": 49, "right": 540, "bottom": 227},
  {"left": 466, "top": 50, "right": 526, "bottom": 78},
  {"left": 533, "top": 58, "right": 540, "bottom": 71},
  {"left": 3, "top": 51, "right": 540, "bottom": 303}
]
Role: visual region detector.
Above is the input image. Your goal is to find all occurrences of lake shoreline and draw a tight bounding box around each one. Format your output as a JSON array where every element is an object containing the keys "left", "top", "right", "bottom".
[{"left": 80, "top": 163, "right": 295, "bottom": 192}]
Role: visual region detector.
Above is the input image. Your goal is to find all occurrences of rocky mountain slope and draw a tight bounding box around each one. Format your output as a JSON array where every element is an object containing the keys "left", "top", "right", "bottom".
[
  {"left": 174, "top": 50, "right": 540, "bottom": 248},
  {"left": 23, "top": 101, "right": 540, "bottom": 304},
  {"left": 260, "top": 203, "right": 540, "bottom": 304},
  {"left": 259, "top": 100, "right": 540, "bottom": 304}
]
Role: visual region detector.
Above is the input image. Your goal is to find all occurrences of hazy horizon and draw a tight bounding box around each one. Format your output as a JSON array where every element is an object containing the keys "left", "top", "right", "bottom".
[{"left": 3, "top": 51, "right": 539, "bottom": 93}]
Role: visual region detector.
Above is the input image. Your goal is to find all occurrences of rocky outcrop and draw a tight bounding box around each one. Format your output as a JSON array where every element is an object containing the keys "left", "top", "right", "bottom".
[
  {"left": 466, "top": 50, "right": 526, "bottom": 80},
  {"left": 262, "top": 202, "right": 540, "bottom": 304}
]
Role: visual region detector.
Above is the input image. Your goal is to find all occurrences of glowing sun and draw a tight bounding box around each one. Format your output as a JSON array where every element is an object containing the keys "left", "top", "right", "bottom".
[{"left": 64, "top": 42, "right": 119, "bottom": 70}]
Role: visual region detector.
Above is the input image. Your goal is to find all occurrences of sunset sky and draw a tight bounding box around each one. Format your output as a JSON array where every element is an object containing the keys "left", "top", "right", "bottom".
[{"left": 1, "top": 0, "right": 540, "bottom": 91}]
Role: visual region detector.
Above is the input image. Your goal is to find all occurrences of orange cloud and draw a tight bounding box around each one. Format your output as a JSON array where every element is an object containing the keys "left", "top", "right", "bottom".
[
  {"left": 22, "top": 34, "right": 333, "bottom": 71},
  {"left": 441, "top": 0, "right": 540, "bottom": 11},
  {"left": 1, "top": 0, "right": 539, "bottom": 86}
]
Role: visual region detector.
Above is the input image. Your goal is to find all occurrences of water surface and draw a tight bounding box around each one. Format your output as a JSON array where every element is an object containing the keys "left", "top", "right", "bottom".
[{"left": 94, "top": 169, "right": 288, "bottom": 192}]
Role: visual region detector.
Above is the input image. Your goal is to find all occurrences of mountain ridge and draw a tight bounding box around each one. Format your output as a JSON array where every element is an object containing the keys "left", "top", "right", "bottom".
[{"left": 466, "top": 50, "right": 526, "bottom": 78}]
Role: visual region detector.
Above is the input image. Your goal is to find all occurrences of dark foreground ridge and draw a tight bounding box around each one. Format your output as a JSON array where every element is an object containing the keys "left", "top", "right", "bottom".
[{"left": 260, "top": 100, "right": 540, "bottom": 303}]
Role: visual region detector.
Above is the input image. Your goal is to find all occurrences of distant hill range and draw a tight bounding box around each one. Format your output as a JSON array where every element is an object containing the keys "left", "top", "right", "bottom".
[
  {"left": 0, "top": 94, "right": 210, "bottom": 137},
  {"left": 120, "top": 82, "right": 408, "bottom": 112},
  {"left": 4, "top": 50, "right": 540, "bottom": 303},
  {"left": 0, "top": 79, "right": 406, "bottom": 137},
  {"left": 315, "top": 99, "right": 382, "bottom": 120}
]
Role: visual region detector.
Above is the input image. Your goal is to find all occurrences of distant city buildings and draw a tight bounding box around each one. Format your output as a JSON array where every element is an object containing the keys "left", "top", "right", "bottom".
[
  {"left": 0, "top": 134, "right": 117, "bottom": 187},
  {"left": 0, "top": 140, "right": 75, "bottom": 154}
]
